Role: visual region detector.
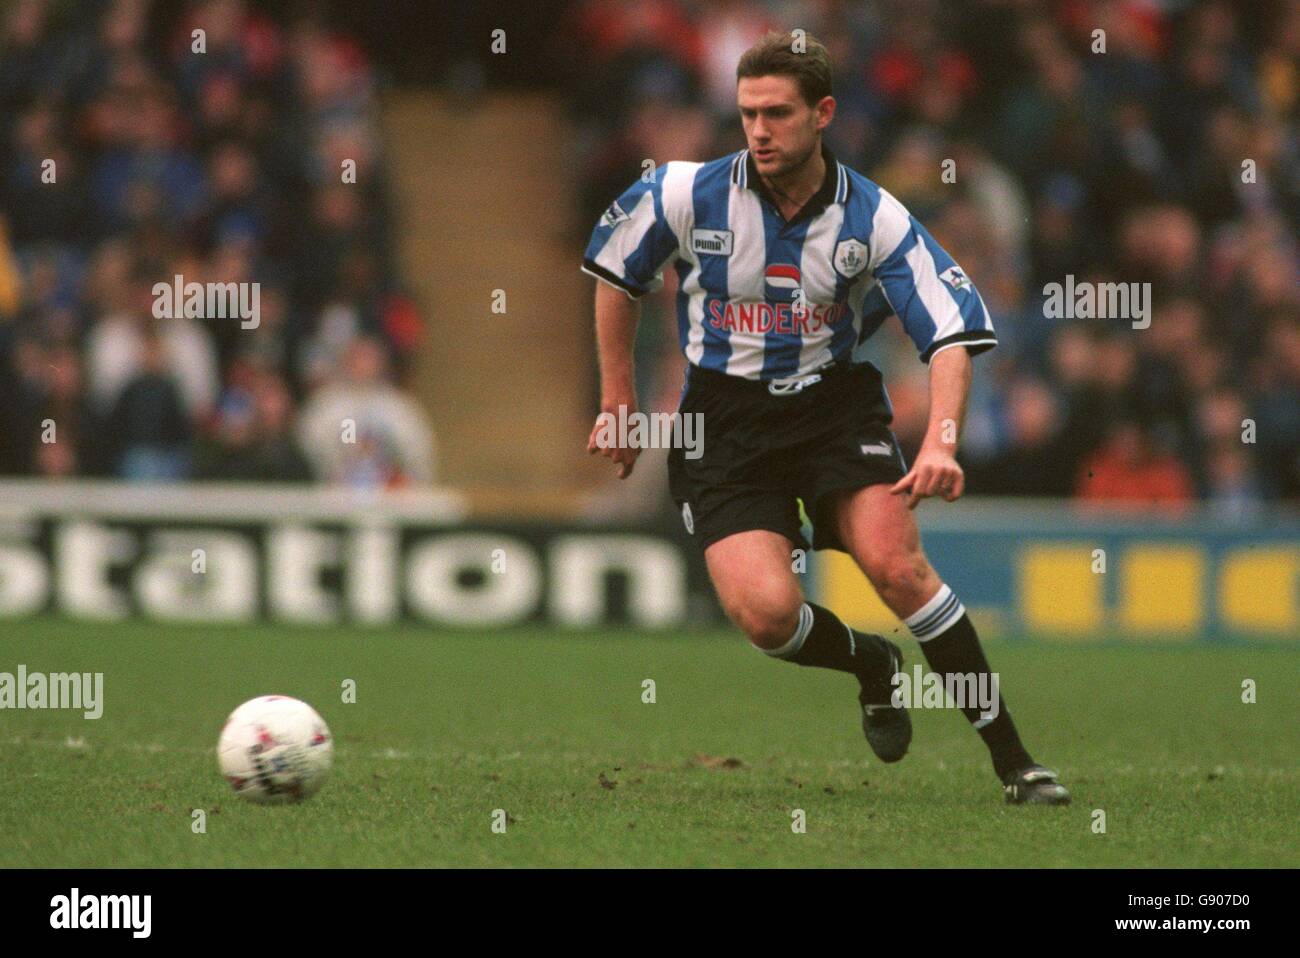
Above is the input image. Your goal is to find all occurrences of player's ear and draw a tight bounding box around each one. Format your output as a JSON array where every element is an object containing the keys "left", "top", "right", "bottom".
[{"left": 814, "top": 95, "right": 835, "bottom": 130}]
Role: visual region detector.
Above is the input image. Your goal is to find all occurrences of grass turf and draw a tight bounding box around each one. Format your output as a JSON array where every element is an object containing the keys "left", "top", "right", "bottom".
[{"left": 1, "top": 618, "right": 1296, "bottom": 868}]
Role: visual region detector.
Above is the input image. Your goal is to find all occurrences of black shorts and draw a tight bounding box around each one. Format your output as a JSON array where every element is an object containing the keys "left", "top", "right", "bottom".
[{"left": 668, "top": 361, "right": 908, "bottom": 554}]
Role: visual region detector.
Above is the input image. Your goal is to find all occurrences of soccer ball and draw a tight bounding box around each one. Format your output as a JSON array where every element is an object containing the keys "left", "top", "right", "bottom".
[{"left": 217, "top": 695, "right": 333, "bottom": 804}]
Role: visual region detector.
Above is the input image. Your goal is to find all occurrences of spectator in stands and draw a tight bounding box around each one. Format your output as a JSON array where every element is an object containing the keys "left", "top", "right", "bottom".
[
  {"left": 966, "top": 377, "right": 1073, "bottom": 497},
  {"left": 1077, "top": 420, "right": 1195, "bottom": 513},
  {"left": 30, "top": 343, "right": 101, "bottom": 479},
  {"left": 106, "top": 327, "right": 193, "bottom": 480},
  {"left": 198, "top": 366, "right": 313, "bottom": 481},
  {"left": 1204, "top": 441, "right": 1263, "bottom": 521},
  {"left": 84, "top": 278, "right": 219, "bottom": 421},
  {"left": 1252, "top": 311, "right": 1300, "bottom": 499},
  {"left": 297, "top": 336, "right": 435, "bottom": 488}
]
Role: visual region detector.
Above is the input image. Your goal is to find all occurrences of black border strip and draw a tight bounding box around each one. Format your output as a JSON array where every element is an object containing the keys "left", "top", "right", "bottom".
[
  {"left": 921, "top": 329, "right": 999, "bottom": 363},
  {"left": 581, "top": 259, "right": 646, "bottom": 298}
]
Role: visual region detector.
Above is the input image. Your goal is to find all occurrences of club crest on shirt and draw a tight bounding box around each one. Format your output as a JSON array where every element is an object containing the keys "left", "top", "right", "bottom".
[
  {"left": 833, "top": 238, "right": 868, "bottom": 278},
  {"left": 600, "top": 200, "right": 630, "bottom": 227}
]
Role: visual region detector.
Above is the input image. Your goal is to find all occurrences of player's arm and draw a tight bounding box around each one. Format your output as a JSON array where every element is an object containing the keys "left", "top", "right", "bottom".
[
  {"left": 866, "top": 188, "right": 995, "bottom": 508},
  {"left": 586, "top": 280, "right": 642, "bottom": 478},
  {"left": 891, "top": 344, "right": 970, "bottom": 508},
  {"left": 580, "top": 166, "right": 679, "bottom": 479}
]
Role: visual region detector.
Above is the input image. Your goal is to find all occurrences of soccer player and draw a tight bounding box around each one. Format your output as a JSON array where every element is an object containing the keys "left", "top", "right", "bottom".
[{"left": 583, "top": 32, "right": 1069, "bottom": 805}]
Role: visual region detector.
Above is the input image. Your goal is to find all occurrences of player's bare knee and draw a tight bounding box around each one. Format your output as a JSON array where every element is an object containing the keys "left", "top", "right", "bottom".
[
  {"left": 742, "top": 611, "right": 801, "bottom": 649},
  {"left": 727, "top": 589, "right": 801, "bottom": 650},
  {"left": 865, "top": 551, "right": 935, "bottom": 609}
]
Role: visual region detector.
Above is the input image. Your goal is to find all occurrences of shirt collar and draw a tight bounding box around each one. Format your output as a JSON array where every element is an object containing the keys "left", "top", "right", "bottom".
[{"left": 734, "top": 140, "right": 848, "bottom": 223}]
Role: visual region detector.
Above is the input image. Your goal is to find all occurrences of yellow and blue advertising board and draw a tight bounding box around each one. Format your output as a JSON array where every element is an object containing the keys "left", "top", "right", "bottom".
[{"left": 816, "top": 500, "right": 1299, "bottom": 642}]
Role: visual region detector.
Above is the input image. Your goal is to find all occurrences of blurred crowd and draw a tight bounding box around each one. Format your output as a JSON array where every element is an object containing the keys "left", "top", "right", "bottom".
[
  {"left": 0, "top": 0, "right": 434, "bottom": 486},
  {"left": 559, "top": 0, "right": 1300, "bottom": 512}
]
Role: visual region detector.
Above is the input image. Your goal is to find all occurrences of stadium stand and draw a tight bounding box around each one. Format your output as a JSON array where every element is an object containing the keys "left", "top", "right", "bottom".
[{"left": 0, "top": 0, "right": 432, "bottom": 487}]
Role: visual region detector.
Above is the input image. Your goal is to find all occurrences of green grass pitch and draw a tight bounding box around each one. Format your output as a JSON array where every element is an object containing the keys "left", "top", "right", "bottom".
[{"left": 2, "top": 618, "right": 1296, "bottom": 867}]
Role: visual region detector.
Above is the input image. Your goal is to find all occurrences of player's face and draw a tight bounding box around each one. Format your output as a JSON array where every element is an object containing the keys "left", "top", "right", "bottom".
[{"left": 737, "top": 75, "right": 833, "bottom": 179}]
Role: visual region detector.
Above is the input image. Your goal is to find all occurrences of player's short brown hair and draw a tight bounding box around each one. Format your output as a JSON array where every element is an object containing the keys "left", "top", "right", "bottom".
[{"left": 736, "top": 31, "right": 833, "bottom": 106}]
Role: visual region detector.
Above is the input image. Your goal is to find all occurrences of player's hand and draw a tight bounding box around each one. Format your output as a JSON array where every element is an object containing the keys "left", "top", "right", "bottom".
[
  {"left": 889, "top": 445, "right": 964, "bottom": 509},
  {"left": 587, "top": 402, "right": 641, "bottom": 479}
]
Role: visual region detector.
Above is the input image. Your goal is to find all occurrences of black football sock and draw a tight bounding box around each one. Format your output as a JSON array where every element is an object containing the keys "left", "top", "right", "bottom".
[
  {"left": 906, "top": 585, "right": 1034, "bottom": 781},
  {"left": 763, "top": 602, "right": 893, "bottom": 689}
]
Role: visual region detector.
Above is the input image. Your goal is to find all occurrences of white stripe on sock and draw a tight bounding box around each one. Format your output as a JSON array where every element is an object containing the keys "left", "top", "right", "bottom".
[
  {"left": 762, "top": 603, "right": 814, "bottom": 658},
  {"left": 904, "top": 584, "right": 967, "bottom": 641}
]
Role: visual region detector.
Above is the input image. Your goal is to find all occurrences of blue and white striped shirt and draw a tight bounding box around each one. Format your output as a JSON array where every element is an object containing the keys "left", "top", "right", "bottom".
[{"left": 582, "top": 146, "right": 996, "bottom": 381}]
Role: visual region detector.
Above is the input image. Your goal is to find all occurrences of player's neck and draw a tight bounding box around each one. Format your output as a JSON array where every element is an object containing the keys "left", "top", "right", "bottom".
[{"left": 759, "top": 141, "right": 825, "bottom": 212}]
